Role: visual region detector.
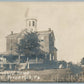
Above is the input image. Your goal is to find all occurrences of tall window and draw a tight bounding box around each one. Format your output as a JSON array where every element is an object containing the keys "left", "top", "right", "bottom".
[
  {"left": 29, "top": 21, "right": 31, "bottom": 26},
  {"left": 32, "top": 21, "right": 35, "bottom": 26}
]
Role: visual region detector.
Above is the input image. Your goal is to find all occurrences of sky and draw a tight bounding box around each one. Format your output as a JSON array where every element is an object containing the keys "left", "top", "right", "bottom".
[{"left": 0, "top": 2, "right": 84, "bottom": 63}]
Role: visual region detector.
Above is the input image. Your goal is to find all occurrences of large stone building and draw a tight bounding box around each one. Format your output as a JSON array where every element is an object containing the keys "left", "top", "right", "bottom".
[{"left": 6, "top": 18, "right": 57, "bottom": 62}]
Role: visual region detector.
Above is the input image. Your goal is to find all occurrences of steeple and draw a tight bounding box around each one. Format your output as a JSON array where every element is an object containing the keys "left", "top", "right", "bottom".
[
  {"left": 25, "top": 8, "right": 37, "bottom": 32},
  {"left": 26, "top": 18, "right": 37, "bottom": 32}
]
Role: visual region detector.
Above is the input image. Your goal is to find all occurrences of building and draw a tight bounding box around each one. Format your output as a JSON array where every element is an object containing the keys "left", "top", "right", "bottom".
[
  {"left": 6, "top": 18, "right": 57, "bottom": 63},
  {"left": 0, "top": 17, "right": 57, "bottom": 70}
]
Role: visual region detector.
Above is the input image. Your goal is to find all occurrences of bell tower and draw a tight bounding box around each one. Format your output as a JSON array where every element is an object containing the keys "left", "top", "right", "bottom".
[{"left": 26, "top": 18, "right": 37, "bottom": 32}]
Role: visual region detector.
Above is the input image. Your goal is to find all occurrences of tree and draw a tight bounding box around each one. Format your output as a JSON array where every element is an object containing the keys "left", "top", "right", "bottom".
[
  {"left": 67, "top": 62, "right": 73, "bottom": 68},
  {"left": 81, "top": 57, "right": 84, "bottom": 65},
  {"left": 67, "top": 62, "right": 82, "bottom": 74},
  {"left": 16, "top": 31, "right": 45, "bottom": 59}
]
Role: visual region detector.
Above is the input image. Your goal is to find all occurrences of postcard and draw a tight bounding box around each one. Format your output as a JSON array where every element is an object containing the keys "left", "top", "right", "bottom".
[{"left": 0, "top": 1, "right": 83, "bottom": 82}]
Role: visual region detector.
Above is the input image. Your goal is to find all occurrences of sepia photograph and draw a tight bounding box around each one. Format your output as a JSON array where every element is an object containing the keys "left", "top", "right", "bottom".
[{"left": 0, "top": 2, "right": 83, "bottom": 83}]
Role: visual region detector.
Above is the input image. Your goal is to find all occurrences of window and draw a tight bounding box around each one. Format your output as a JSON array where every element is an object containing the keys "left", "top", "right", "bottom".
[
  {"left": 29, "top": 21, "right": 31, "bottom": 26},
  {"left": 32, "top": 21, "right": 35, "bottom": 26},
  {"left": 40, "top": 36, "right": 44, "bottom": 41}
]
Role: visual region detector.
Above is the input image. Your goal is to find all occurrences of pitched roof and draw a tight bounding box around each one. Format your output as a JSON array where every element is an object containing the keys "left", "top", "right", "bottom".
[
  {"left": 37, "top": 30, "right": 53, "bottom": 34},
  {"left": 6, "top": 29, "right": 54, "bottom": 38},
  {"left": 6, "top": 33, "right": 19, "bottom": 38}
]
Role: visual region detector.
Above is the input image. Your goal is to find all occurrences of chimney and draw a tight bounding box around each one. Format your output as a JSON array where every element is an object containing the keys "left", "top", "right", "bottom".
[
  {"left": 11, "top": 31, "right": 13, "bottom": 35},
  {"left": 48, "top": 28, "right": 51, "bottom": 31}
]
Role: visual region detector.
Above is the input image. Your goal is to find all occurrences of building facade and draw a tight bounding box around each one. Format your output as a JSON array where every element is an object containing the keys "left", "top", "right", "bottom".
[{"left": 6, "top": 18, "right": 57, "bottom": 62}]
